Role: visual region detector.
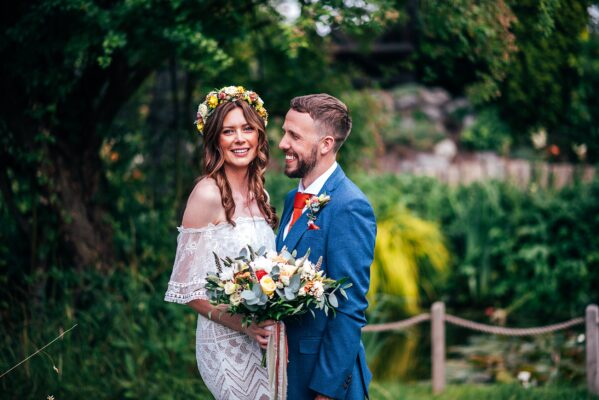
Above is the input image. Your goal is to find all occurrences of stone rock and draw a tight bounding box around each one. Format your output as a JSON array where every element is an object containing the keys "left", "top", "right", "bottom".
[
  {"left": 394, "top": 93, "right": 419, "bottom": 110},
  {"left": 463, "top": 115, "right": 476, "bottom": 129},
  {"left": 422, "top": 105, "right": 444, "bottom": 121},
  {"left": 377, "top": 90, "right": 395, "bottom": 112},
  {"left": 420, "top": 87, "right": 450, "bottom": 107},
  {"left": 444, "top": 97, "right": 469, "bottom": 114},
  {"left": 434, "top": 138, "right": 458, "bottom": 160}
]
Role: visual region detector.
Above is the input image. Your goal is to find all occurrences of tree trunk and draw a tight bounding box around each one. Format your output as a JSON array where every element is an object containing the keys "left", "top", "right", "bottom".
[{"left": 49, "top": 142, "right": 114, "bottom": 270}]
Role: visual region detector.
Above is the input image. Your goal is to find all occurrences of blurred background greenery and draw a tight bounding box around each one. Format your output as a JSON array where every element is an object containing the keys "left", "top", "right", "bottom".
[{"left": 1, "top": 0, "right": 599, "bottom": 398}]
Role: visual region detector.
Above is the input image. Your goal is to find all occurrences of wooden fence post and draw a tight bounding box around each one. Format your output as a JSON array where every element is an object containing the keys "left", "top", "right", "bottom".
[
  {"left": 587, "top": 304, "right": 599, "bottom": 395},
  {"left": 432, "top": 301, "right": 445, "bottom": 394}
]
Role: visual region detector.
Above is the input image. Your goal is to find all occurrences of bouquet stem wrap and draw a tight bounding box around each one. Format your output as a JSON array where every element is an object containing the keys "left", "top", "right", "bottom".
[{"left": 266, "top": 322, "right": 287, "bottom": 400}]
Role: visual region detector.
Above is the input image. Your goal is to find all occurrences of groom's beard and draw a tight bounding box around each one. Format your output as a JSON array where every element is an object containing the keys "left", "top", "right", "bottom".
[{"left": 284, "top": 146, "right": 318, "bottom": 179}]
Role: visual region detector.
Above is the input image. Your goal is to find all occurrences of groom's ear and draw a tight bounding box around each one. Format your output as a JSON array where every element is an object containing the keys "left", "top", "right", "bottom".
[{"left": 319, "top": 135, "right": 336, "bottom": 155}]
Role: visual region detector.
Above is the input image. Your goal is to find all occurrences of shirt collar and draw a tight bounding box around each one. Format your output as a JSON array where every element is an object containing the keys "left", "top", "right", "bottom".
[{"left": 298, "top": 161, "right": 338, "bottom": 195}]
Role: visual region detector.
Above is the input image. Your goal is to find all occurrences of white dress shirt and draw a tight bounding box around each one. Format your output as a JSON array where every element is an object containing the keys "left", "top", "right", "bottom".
[{"left": 282, "top": 161, "right": 338, "bottom": 240}]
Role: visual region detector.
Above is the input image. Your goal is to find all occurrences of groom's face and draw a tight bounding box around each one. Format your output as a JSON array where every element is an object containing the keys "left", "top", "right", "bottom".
[{"left": 280, "top": 109, "right": 320, "bottom": 179}]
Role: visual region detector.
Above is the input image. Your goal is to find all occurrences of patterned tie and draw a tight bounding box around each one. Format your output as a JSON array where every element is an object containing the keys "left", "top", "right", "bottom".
[{"left": 288, "top": 192, "right": 312, "bottom": 230}]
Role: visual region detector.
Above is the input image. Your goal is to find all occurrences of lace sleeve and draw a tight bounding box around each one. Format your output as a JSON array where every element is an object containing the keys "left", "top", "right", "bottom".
[{"left": 164, "top": 227, "right": 217, "bottom": 304}]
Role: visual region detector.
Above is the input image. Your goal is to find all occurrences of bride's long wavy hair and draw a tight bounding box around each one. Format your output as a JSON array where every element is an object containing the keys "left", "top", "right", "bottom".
[{"left": 201, "top": 100, "right": 278, "bottom": 229}]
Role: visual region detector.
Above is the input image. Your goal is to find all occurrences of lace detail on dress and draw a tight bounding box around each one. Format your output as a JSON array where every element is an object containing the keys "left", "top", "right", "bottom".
[
  {"left": 164, "top": 217, "right": 276, "bottom": 400},
  {"left": 164, "top": 217, "right": 273, "bottom": 304}
]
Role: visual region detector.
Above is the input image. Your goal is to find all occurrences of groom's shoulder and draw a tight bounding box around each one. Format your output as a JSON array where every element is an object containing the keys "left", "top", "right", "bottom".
[
  {"left": 338, "top": 175, "right": 370, "bottom": 202},
  {"left": 284, "top": 188, "right": 297, "bottom": 199},
  {"left": 334, "top": 176, "right": 373, "bottom": 212}
]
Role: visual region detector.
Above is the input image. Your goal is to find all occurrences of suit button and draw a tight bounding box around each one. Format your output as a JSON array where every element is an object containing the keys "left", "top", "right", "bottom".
[{"left": 343, "top": 383, "right": 348, "bottom": 390}]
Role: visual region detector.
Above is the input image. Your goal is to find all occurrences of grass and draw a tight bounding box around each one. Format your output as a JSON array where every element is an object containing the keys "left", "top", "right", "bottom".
[{"left": 370, "top": 382, "right": 598, "bottom": 400}]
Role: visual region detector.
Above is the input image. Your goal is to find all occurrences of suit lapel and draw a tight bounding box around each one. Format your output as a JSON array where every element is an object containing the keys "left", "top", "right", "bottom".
[
  {"left": 276, "top": 190, "right": 296, "bottom": 250},
  {"left": 281, "top": 165, "right": 346, "bottom": 252}
]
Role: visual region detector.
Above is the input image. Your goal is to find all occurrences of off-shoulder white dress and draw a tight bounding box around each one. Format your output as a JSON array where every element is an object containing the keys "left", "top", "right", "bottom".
[{"left": 164, "top": 217, "right": 276, "bottom": 400}]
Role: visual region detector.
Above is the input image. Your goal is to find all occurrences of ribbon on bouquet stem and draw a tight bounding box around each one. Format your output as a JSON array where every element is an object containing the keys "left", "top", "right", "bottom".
[{"left": 266, "top": 321, "right": 288, "bottom": 400}]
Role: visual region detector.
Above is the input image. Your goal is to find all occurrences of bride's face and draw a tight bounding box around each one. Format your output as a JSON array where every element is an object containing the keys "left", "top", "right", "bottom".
[{"left": 219, "top": 107, "right": 259, "bottom": 171}]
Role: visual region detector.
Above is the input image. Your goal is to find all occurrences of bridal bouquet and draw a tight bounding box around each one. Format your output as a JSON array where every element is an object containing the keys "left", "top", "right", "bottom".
[
  {"left": 204, "top": 245, "right": 351, "bottom": 327},
  {"left": 204, "top": 246, "right": 351, "bottom": 400}
]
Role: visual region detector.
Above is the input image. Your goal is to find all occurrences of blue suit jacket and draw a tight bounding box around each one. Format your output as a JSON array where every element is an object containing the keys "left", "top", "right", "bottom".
[{"left": 276, "top": 165, "right": 376, "bottom": 400}]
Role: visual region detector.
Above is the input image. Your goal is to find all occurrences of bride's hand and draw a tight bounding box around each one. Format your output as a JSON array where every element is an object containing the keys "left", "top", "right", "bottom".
[{"left": 243, "top": 320, "right": 276, "bottom": 349}]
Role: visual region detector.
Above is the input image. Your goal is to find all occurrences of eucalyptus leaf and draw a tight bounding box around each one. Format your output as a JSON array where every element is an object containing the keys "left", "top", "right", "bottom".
[
  {"left": 241, "top": 290, "right": 256, "bottom": 300},
  {"left": 289, "top": 274, "right": 301, "bottom": 291},
  {"left": 284, "top": 287, "right": 296, "bottom": 300},
  {"left": 339, "top": 288, "right": 348, "bottom": 299},
  {"left": 328, "top": 292, "right": 338, "bottom": 308}
]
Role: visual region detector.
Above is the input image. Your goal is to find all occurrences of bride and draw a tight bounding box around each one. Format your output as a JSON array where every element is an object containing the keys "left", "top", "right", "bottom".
[{"left": 164, "top": 86, "right": 278, "bottom": 400}]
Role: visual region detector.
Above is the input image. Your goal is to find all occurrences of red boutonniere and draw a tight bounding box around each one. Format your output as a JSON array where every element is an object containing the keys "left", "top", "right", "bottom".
[{"left": 305, "top": 193, "right": 331, "bottom": 230}]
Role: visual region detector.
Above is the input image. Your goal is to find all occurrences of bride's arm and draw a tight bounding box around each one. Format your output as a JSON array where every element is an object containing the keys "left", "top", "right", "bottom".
[{"left": 187, "top": 299, "right": 272, "bottom": 349}]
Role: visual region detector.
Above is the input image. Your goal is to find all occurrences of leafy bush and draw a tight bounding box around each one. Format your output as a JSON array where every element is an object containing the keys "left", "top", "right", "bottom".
[
  {"left": 355, "top": 173, "right": 599, "bottom": 321},
  {"left": 0, "top": 267, "right": 211, "bottom": 399},
  {"left": 460, "top": 107, "right": 513, "bottom": 154},
  {"left": 369, "top": 382, "right": 594, "bottom": 400}
]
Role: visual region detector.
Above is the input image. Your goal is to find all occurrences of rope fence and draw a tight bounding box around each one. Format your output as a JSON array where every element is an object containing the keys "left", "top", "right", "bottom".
[
  {"left": 363, "top": 313, "right": 430, "bottom": 332},
  {"left": 444, "top": 314, "right": 585, "bottom": 336},
  {"left": 362, "top": 302, "right": 599, "bottom": 395}
]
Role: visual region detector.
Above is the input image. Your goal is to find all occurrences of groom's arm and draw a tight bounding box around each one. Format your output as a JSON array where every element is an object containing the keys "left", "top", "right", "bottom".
[{"left": 308, "top": 196, "right": 376, "bottom": 399}]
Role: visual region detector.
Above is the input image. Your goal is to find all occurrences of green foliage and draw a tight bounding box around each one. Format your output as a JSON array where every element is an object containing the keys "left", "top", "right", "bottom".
[
  {"left": 369, "top": 382, "right": 594, "bottom": 400},
  {"left": 495, "top": 0, "right": 591, "bottom": 150},
  {"left": 369, "top": 208, "right": 449, "bottom": 315},
  {"left": 356, "top": 174, "right": 599, "bottom": 320},
  {"left": 447, "top": 332, "right": 585, "bottom": 386},
  {"left": 0, "top": 267, "right": 209, "bottom": 399},
  {"left": 555, "top": 29, "right": 599, "bottom": 161},
  {"left": 410, "top": 0, "right": 598, "bottom": 160},
  {"left": 460, "top": 106, "right": 513, "bottom": 154},
  {"left": 416, "top": 0, "right": 518, "bottom": 102},
  {"left": 337, "top": 91, "right": 388, "bottom": 171},
  {"left": 1, "top": 0, "right": 393, "bottom": 274}
]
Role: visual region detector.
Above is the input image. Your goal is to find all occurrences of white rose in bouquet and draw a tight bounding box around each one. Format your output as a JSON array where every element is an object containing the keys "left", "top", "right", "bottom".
[
  {"left": 220, "top": 267, "right": 234, "bottom": 281},
  {"left": 311, "top": 281, "right": 324, "bottom": 299},
  {"left": 224, "top": 281, "right": 237, "bottom": 295},
  {"left": 230, "top": 292, "right": 242, "bottom": 306},
  {"left": 251, "top": 256, "right": 273, "bottom": 274}
]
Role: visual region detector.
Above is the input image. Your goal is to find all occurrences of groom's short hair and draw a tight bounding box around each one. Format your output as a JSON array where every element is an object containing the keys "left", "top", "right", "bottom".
[{"left": 290, "top": 94, "right": 352, "bottom": 152}]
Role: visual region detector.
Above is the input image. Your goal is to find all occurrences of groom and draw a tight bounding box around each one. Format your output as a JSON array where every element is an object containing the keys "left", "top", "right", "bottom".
[{"left": 276, "top": 94, "right": 376, "bottom": 400}]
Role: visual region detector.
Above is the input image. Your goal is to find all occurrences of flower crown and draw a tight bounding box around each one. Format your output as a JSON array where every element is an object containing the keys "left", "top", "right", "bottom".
[{"left": 195, "top": 86, "right": 268, "bottom": 135}]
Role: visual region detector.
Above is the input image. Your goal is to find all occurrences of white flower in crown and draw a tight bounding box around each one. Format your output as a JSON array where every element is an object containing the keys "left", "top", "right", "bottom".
[
  {"left": 198, "top": 103, "right": 208, "bottom": 118},
  {"left": 194, "top": 85, "right": 268, "bottom": 135},
  {"left": 224, "top": 86, "right": 238, "bottom": 96}
]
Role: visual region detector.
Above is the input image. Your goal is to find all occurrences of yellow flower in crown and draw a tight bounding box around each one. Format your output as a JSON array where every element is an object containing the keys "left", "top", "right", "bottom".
[
  {"left": 256, "top": 105, "right": 268, "bottom": 119},
  {"left": 207, "top": 95, "right": 219, "bottom": 108},
  {"left": 194, "top": 85, "right": 269, "bottom": 135}
]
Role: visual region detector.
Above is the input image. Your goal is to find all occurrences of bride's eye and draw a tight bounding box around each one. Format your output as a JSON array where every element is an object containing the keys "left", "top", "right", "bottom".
[
  {"left": 222, "top": 128, "right": 234, "bottom": 135},
  {"left": 243, "top": 125, "right": 255, "bottom": 133}
]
